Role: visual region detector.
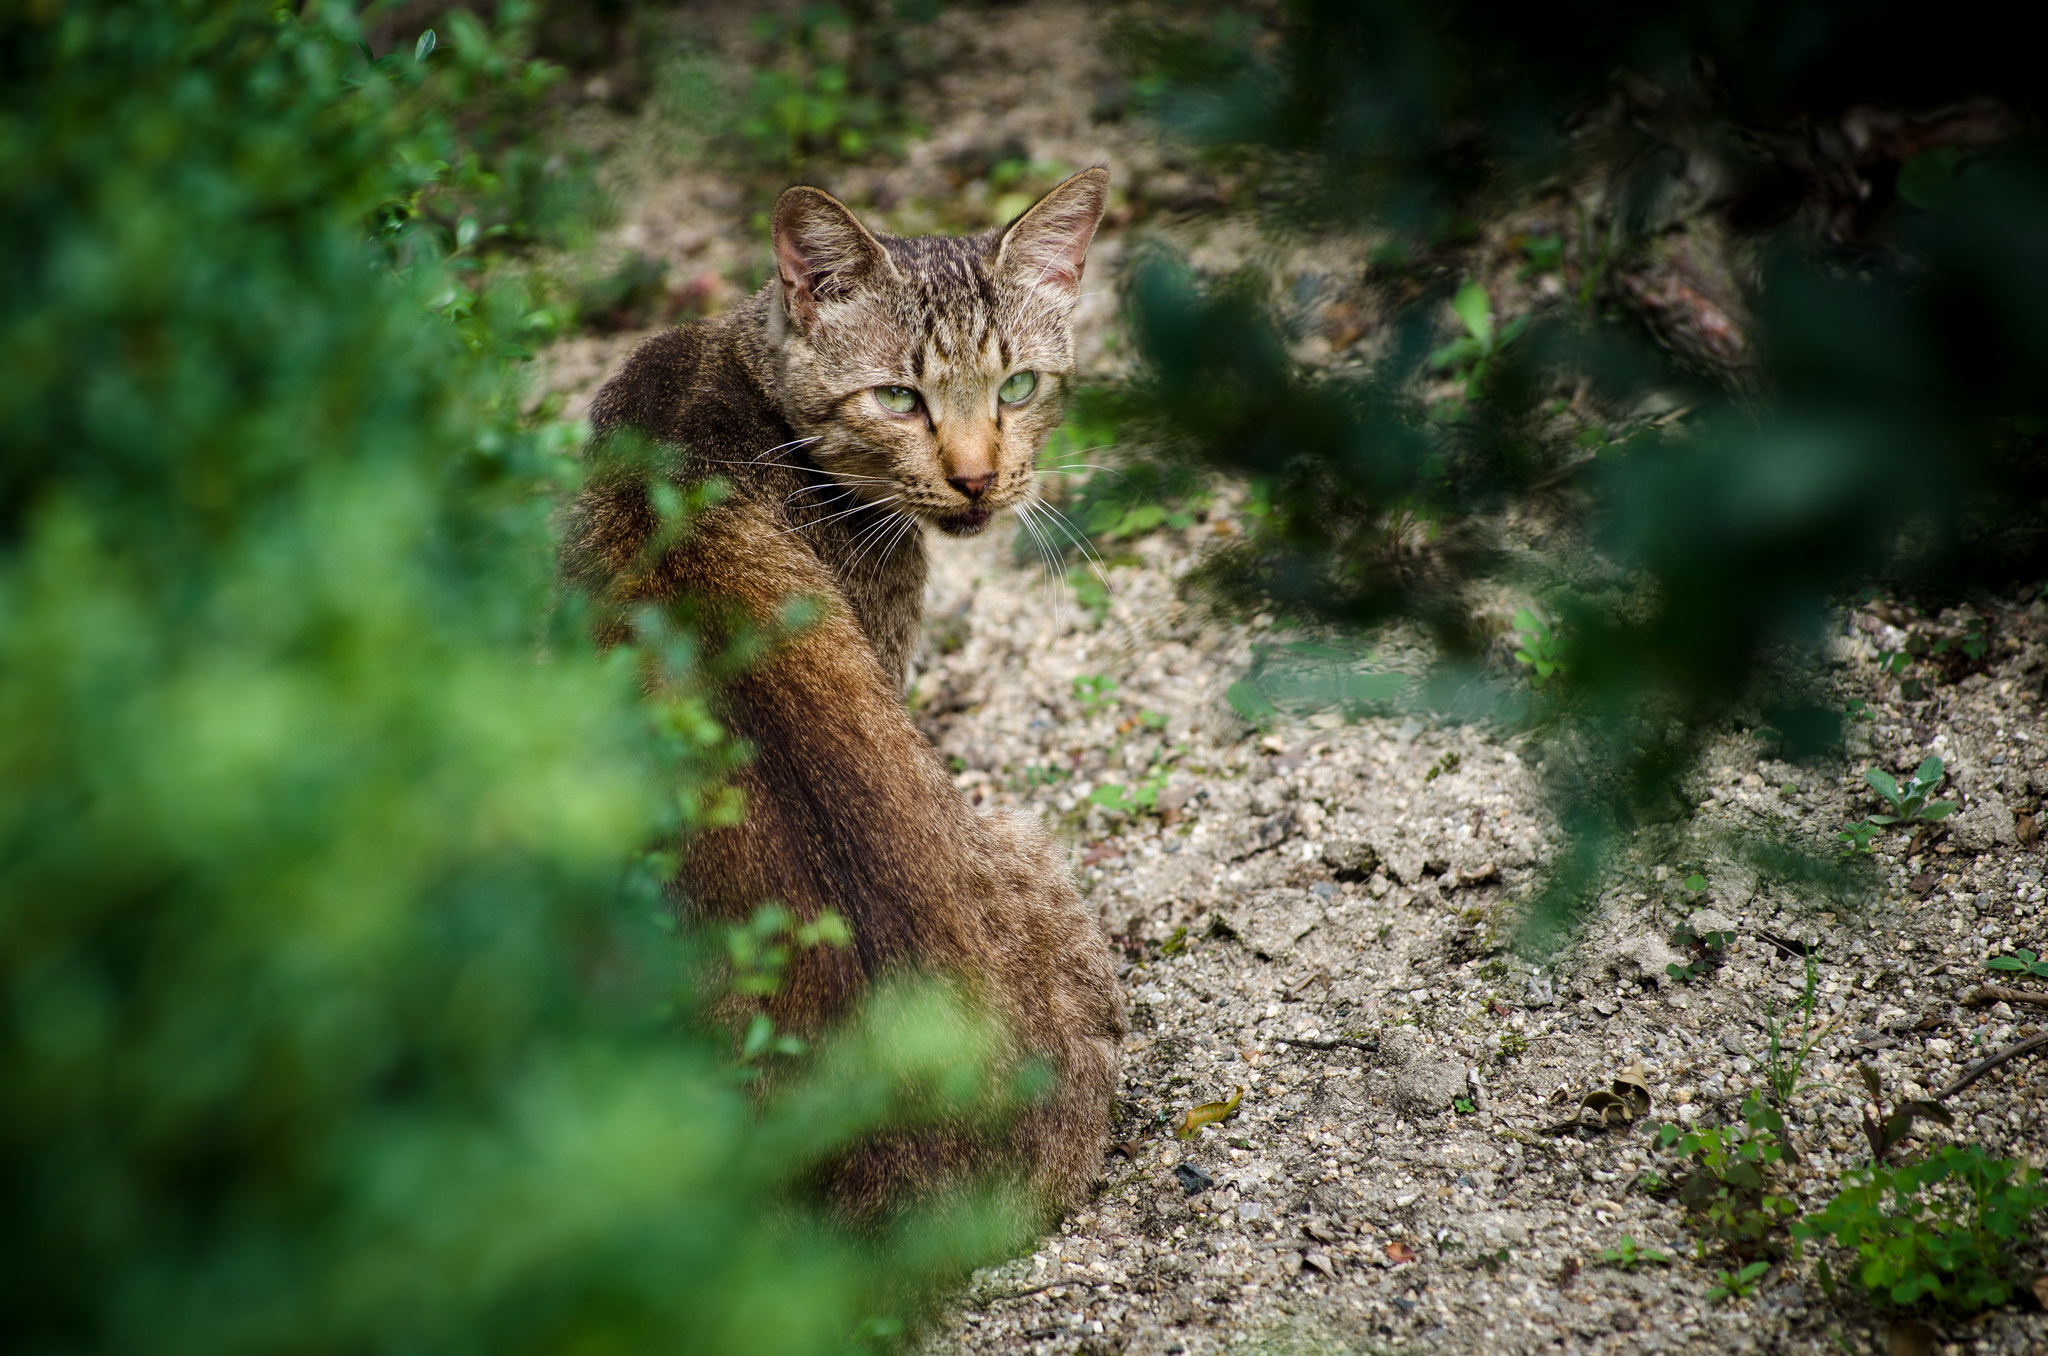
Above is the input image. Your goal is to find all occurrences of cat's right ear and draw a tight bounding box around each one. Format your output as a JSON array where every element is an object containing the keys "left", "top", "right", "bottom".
[{"left": 772, "top": 186, "right": 894, "bottom": 331}]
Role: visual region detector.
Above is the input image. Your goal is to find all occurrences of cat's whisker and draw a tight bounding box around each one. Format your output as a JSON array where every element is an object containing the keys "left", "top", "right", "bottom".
[
  {"left": 1015, "top": 500, "right": 1073, "bottom": 636},
  {"left": 1035, "top": 463, "right": 1127, "bottom": 479},
  {"left": 865, "top": 513, "right": 920, "bottom": 585},
  {"left": 842, "top": 505, "right": 914, "bottom": 579},
  {"left": 1033, "top": 497, "right": 1116, "bottom": 605},
  {"left": 771, "top": 494, "right": 901, "bottom": 538}
]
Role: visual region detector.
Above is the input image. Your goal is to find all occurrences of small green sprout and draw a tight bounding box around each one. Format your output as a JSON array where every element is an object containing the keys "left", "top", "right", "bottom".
[
  {"left": 1986, "top": 949, "right": 2048, "bottom": 979},
  {"left": 1864, "top": 756, "right": 1956, "bottom": 826},
  {"left": 1511, "top": 609, "right": 1566, "bottom": 685},
  {"left": 1597, "top": 1235, "right": 1672, "bottom": 1271},
  {"left": 1072, "top": 672, "right": 1120, "bottom": 714},
  {"left": 1706, "top": 1260, "right": 1771, "bottom": 1303}
]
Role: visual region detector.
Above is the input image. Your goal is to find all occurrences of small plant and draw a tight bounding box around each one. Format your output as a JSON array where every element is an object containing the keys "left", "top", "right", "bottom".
[
  {"left": 1597, "top": 1235, "right": 1672, "bottom": 1271},
  {"left": 1760, "top": 953, "right": 1832, "bottom": 1106},
  {"left": 1073, "top": 672, "right": 1120, "bottom": 714},
  {"left": 1090, "top": 767, "right": 1171, "bottom": 816},
  {"left": 1428, "top": 279, "right": 1529, "bottom": 399},
  {"left": 1864, "top": 756, "right": 1957, "bottom": 827},
  {"left": 1796, "top": 1145, "right": 2048, "bottom": 1315},
  {"left": 1511, "top": 609, "right": 1566, "bottom": 685},
  {"left": 1425, "top": 751, "right": 1462, "bottom": 782},
  {"left": 1851, "top": 1064, "right": 1954, "bottom": 1164},
  {"left": 1985, "top": 949, "right": 2048, "bottom": 980},
  {"left": 1159, "top": 925, "right": 1190, "bottom": 957},
  {"left": 1667, "top": 918, "right": 1735, "bottom": 984},
  {"left": 1658, "top": 1094, "right": 1801, "bottom": 1262},
  {"left": 1453, "top": 1096, "right": 1477, "bottom": 1115},
  {"left": 1839, "top": 819, "right": 1882, "bottom": 855},
  {"left": 1707, "top": 1260, "right": 1772, "bottom": 1303}
]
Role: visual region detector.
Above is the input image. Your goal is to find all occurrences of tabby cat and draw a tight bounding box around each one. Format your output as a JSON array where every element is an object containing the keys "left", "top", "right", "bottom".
[{"left": 563, "top": 169, "right": 1124, "bottom": 1223}]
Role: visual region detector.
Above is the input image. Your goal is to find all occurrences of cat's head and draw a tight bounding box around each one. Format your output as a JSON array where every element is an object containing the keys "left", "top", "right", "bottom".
[{"left": 766, "top": 168, "right": 1109, "bottom": 537}]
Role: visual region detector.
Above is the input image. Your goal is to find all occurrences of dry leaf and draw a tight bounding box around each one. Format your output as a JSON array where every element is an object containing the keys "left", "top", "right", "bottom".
[
  {"left": 1385, "top": 1241, "right": 1417, "bottom": 1264},
  {"left": 1176, "top": 1085, "right": 1244, "bottom": 1139},
  {"left": 1612, "top": 1061, "right": 1652, "bottom": 1119}
]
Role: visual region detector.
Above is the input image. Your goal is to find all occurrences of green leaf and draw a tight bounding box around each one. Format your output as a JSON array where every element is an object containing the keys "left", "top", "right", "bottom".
[
  {"left": 1683, "top": 873, "right": 1706, "bottom": 892},
  {"left": 1865, "top": 768, "right": 1900, "bottom": 802},
  {"left": 1920, "top": 800, "right": 1957, "bottom": 821},
  {"left": 1226, "top": 680, "right": 1278, "bottom": 722},
  {"left": 1913, "top": 755, "right": 1946, "bottom": 787},
  {"left": 1451, "top": 279, "right": 1493, "bottom": 345},
  {"left": 1987, "top": 956, "right": 2026, "bottom": 971},
  {"left": 414, "top": 28, "right": 437, "bottom": 62},
  {"left": 1427, "top": 336, "right": 1484, "bottom": 370}
]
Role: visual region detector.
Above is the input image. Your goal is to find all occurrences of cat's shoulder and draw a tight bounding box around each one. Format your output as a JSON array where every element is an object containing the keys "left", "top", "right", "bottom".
[{"left": 588, "top": 294, "right": 778, "bottom": 450}]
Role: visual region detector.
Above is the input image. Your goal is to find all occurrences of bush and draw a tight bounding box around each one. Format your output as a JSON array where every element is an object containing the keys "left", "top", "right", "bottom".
[
  {"left": 1798, "top": 1146, "right": 2048, "bottom": 1315},
  {"left": 0, "top": 4, "right": 1013, "bottom": 1351},
  {"left": 1116, "top": 1, "right": 2048, "bottom": 949}
]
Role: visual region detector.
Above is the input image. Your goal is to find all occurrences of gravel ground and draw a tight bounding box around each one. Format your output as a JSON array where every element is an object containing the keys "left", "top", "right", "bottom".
[{"left": 539, "top": 5, "right": 2048, "bottom": 1351}]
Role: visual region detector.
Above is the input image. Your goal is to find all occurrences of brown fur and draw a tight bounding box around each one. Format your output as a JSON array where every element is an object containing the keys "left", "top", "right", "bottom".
[{"left": 562, "top": 171, "right": 1123, "bottom": 1224}]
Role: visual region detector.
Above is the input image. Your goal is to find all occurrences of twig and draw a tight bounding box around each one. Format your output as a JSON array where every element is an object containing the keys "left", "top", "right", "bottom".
[
  {"left": 1958, "top": 984, "right": 2048, "bottom": 1011},
  {"left": 1934, "top": 1030, "right": 2048, "bottom": 1101}
]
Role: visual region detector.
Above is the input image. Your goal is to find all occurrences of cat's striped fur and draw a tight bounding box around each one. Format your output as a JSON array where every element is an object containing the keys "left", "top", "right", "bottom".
[{"left": 562, "top": 170, "right": 1122, "bottom": 1224}]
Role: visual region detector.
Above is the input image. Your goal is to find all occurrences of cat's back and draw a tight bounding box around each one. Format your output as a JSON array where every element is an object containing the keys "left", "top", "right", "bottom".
[
  {"left": 586, "top": 293, "right": 783, "bottom": 462},
  {"left": 565, "top": 296, "right": 797, "bottom": 600}
]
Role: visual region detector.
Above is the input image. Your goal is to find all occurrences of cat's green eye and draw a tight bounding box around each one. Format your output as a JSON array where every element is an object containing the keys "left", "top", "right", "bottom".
[
  {"left": 874, "top": 385, "right": 920, "bottom": 414},
  {"left": 998, "top": 370, "right": 1038, "bottom": 405}
]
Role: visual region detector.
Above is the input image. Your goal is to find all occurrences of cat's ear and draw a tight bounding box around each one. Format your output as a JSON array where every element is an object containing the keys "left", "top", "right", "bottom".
[
  {"left": 993, "top": 167, "right": 1110, "bottom": 297},
  {"left": 772, "top": 186, "right": 895, "bottom": 330}
]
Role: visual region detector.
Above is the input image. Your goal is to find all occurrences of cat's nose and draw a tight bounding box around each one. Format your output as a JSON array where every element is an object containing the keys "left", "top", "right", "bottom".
[{"left": 948, "top": 473, "right": 993, "bottom": 500}]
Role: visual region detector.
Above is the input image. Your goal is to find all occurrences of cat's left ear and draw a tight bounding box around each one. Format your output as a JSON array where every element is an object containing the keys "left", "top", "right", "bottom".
[{"left": 993, "top": 167, "right": 1110, "bottom": 297}]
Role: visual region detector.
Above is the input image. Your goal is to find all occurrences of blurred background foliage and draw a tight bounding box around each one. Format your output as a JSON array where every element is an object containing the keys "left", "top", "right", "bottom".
[
  {"left": 1112, "top": 0, "right": 2048, "bottom": 948},
  {"left": 0, "top": 3, "right": 1023, "bottom": 1352}
]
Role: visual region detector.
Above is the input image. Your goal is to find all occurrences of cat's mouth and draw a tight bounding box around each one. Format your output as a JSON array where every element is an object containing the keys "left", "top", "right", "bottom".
[{"left": 934, "top": 507, "right": 992, "bottom": 536}]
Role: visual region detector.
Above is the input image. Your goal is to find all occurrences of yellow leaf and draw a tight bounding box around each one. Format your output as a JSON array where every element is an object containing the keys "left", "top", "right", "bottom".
[{"left": 1175, "top": 1086, "right": 1244, "bottom": 1139}]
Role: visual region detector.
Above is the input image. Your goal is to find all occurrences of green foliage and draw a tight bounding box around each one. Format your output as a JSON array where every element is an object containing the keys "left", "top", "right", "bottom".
[
  {"left": 1707, "top": 1261, "right": 1772, "bottom": 1303},
  {"left": 1597, "top": 1235, "right": 1672, "bottom": 1270},
  {"left": 1658, "top": 1095, "right": 1801, "bottom": 1263},
  {"left": 1864, "top": 757, "right": 1957, "bottom": 826},
  {"left": 734, "top": 2, "right": 942, "bottom": 171},
  {"left": 1429, "top": 280, "right": 1530, "bottom": 405},
  {"left": 1761, "top": 954, "right": 1831, "bottom": 1106},
  {"left": 1984, "top": 949, "right": 2048, "bottom": 979},
  {"left": 1227, "top": 638, "right": 1409, "bottom": 727},
  {"left": 1509, "top": 609, "right": 1565, "bottom": 685},
  {"left": 0, "top": 5, "right": 1019, "bottom": 1350},
  {"left": 1665, "top": 918, "right": 1733, "bottom": 984},
  {"left": 1838, "top": 819, "right": 1882, "bottom": 854},
  {"left": 1115, "top": 0, "right": 2048, "bottom": 956},
  {"left": 1227, "top": 678, "right": 1281, "bottom": 726},
  {"left": 1072, "top": 673, "right": 1121, "bottom": 714},
  {"left": 1090, "top": 768, "right": 1172, "bottom": 817},
  {"left": 1796, "top": 1147, "right": 2048, "bottom": 1315}
]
